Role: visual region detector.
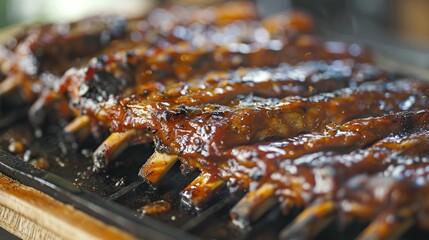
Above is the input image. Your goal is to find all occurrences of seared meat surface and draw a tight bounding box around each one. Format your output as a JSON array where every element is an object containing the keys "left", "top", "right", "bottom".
[
  {"left": 150, "top": 80, "right": 429, "bottom": 159},
  {"left": 2, "top": 2, "right": 429, "bottom": 239},
  {"left": 90, "top": 59, "right": 382, "bottom": 131},
  {"left": 0, "top": 16, "right": 129, "bottom": 101},
  {"left": 27, "top": 6, "right": 318, "bottom": 126},
  {"left": 220, "top": 110, "right": 429, "bottom": 191}
]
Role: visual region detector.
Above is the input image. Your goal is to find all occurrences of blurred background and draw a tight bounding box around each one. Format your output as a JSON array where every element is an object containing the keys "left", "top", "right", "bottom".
[
  {"left": 0, "top": 0, "right": 423, "bottom": 39},
  {"left": 0, "top": 0, "right": 155, "bottom": 27},
  {"left": 0, "top": 0, "right": 429, "bottom": 73},
  {"left": 0, "top": 0, "right": 426, "bottom": 45}
]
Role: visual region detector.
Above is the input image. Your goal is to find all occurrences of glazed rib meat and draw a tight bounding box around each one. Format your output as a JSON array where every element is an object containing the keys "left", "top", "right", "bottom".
[
  {"left": 188, "top": 110, "right": 429, "bottom": 234},
  {"left": 136, "top": 79, "right": 429, "bottom": 218},
  {"left": 0, "top": 16, "right": 129, "bottom": 101},
  {"left": 33, "top": 37, "right": 371, "bottom": 146},
  {"left": 335, "top": 157, "right": 429, "bottom": 239},
  {"left": 4, "top": 2, "right": 429, "bottom": 239},
  {"left": 28, "top": 9, "right": 318, "bottom": 125},
  {"left": 275, "top": 127, "right": 429, "bottom": 210},
  {"left": 147, "top": 80, "right": 429, "bottom": 159},
  {"left": 60, "top": 38, "right": 370, "bottom": 112},
  {"left": 218, "top": 110, "right": 429, "bottom": 191},
  {"left": 175, "top": 109, "right": 429, "bottom": 211},
  {"left": 2, "top": 1, "right": 270, "bottom": 120},
  {"left": 278, "top": 132, "right": 429, "bottom": 240},
  {"left": 0, "top": 1, "right": 260, "bottom": 81},
  {"left": 89, "top": 59, "right": 383, "bottom": 168},
  {"left": 88, "top": 58, "right": 381, "bottom": 128},
  {"left": 139, "top": 60, "right": 382, "bottom": 106},
  {"left": 20, "top": 2, "right": 374, "bottom": 171}
]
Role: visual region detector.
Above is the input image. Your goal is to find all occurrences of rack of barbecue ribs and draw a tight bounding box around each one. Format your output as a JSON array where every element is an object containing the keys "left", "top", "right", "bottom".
[{"left": 2, "top": 1, "right": 429, "bottom": 239}]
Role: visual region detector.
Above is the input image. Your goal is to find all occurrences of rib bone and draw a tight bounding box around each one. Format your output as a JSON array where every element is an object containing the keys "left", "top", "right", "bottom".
[
  {"left": 181, "top": 172, "right": 226, "bottom": 209},
  {"left": 93, "top": 130, "right": 137, "bottom": 169},
  {"left": 230, "top": 183, "right": 277, "bottom": 227},
  {"left": 63, "top": 115, "right": 91, "bottom": 142},
  {"left": 279, "top": 201, "right": 335, "bottom": 240},
  {"left": 0, "top": 75, "right": 21, "bottom": 96},
  {"left": 357, "top": 211, "right": 414, "bottom": 240},
  {"left": 139, "top": 152, "right": 178, "bottom": 185}
]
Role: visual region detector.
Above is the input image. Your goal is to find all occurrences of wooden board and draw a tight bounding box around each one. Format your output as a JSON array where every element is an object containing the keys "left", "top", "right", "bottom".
[{"left": 0, "top": 173, "right": 134, "bottom": 240}]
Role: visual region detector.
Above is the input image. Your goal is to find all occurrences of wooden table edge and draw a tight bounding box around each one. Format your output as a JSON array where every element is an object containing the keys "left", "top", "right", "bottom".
[{"left": 0, "top": 173, "right": 135, "bottom": 240}]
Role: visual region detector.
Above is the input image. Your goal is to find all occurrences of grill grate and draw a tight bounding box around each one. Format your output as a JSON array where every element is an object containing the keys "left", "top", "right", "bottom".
[
  {"left": 2, "top": 100, "right": 429, "bottom": 239},
  {"left": 0, "top": 119, "right": 319, "bottom": 239}
]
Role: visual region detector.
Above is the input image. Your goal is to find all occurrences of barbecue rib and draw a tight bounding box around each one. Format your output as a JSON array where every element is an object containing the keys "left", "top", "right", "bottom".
[
  {"left": 223, "top": 109, "right": 429, "bottom": 190},
  {"left": 335, "top": 156, "right": 429, "bottom": 239},
  {"left": 137, "top": 79, "right": 429, "bottom": 209},
  {"left": 62, "top": 38, "right": 371, "bottom": 129},
  {"left": 28, "top": 8, "right": 318, "bottom": 126},
  {"left": 0, "top": 16, "right": 130, "bottom": 102},
  {"left": 148, "top": 80, "right": 429, "bottom": 161},
  {"left": 275, "top": 125, "right": 429, "bottom": 210},
  {"left": 4, "top": 2, "right": 429, "bottom": 239},
  {"left": 178, "top": 109, "right": 429, "bottom": 212},
  {"left": 89, "top": 59, "right": 382, "bottom": 168},
  {"left": 20, "top": 4, "right": 340, "bottom": 171},
  {"left": 1, "top": 1, "right": 270, "bottom": 125},
  {"left": 232, "top": 114, "right": 429, "bottom": 231},
  {"left": 0, "top": 1, "right": 261, "bottom": 96}
]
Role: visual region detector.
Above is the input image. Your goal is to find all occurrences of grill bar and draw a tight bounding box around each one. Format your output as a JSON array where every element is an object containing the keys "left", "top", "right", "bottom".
[
  {"left": 106, "top": 179, "right": 145, "bottom": 202},
  {"left": 0, "top": 149, "right": 197, "bottom": 240},
  {"left": 181, "top": 196, "right": 236, "bottom": 231}
]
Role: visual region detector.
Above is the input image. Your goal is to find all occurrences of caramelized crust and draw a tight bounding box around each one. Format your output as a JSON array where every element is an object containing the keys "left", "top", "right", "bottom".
[
  {"left": 220, "top": 110, "right": 429, "bottom": 190},
  {"left": 28, "top": 9, "right": 321, "bottom": 125},
  {"left": 0, "top": 16, "right": 129, "bottom": 101},
  {"left": 4, "top": 2, "right": 429, "bottom": 238},
  {"left": 63, "top": 38, "right": 371, "bottom": 113},
  {"left": 149, "top": 80, "right": 429, "bottom": 159},
  {"left": 338, "top": 157, "right": 429, "bottom": 239}
]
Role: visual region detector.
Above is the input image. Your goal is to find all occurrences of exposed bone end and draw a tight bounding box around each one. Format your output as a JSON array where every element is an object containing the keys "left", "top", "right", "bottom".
[
  {"left": 357, "top": 211, "right": 414, "bottom": 240},
  {"left": 181, "top": 172, "right": 226, "bottom": 210},
  {"left": 230, "top": 183, "right": 277, "bottom": 228},
  {"left": 338, "top": 201, "right": 377, "bottom": 222},
  {"left": 93, "top": 130, "right": 136, "bottom": 170},
  {"left": 64, "top": 115, "right": 91, "bottom": 142},
  {"left": 139, "top": 152, "right": 178, "bottom": 185},
  {"left": 0, "top": 75, "right": 21, "bottom": 97},
  {"left": 279, "top": 201, "right": 335, "bottom": 240}
]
